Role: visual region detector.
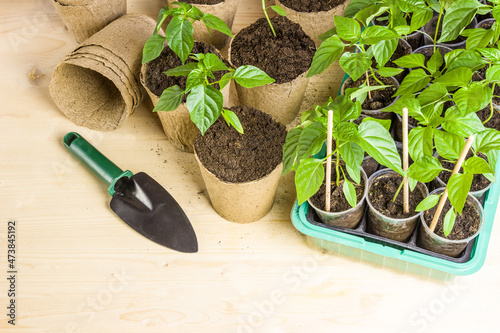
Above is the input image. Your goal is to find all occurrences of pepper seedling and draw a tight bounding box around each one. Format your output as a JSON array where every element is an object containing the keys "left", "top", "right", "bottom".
[
  {"left": 154, "top": 52, "right": 275, "bottom": 135},
  {"left": 142, "top": 1, "right": 233, "bottom": 64},
  {"left": 261, "top": 0, "right": 286, "bottom": 37},
  {"left": 283, "top": 93, "right": 402, "bottom": 206}
]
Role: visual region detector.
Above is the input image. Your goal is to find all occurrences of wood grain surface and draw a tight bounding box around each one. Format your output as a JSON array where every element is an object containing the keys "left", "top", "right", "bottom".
[{"left": 1, "top": 1, "right": 499, "bottom": 332}]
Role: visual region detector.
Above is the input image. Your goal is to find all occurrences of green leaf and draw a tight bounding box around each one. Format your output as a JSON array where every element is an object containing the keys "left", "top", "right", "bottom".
[
  {"left": 398, "top": 0, "right": 427, "bottom": 12},
  {"left": 355, "top": 4, "right": 388, "bottom": 27},
  {"left": 164, "top": 62, "right": 198, "bottom": 77},
  {"left": 453, "top": 83, "right": 493, "bottom": 115},
  {"left": 408, "top": 156, "right": 445, "bottom": 183},
  {"left": 185, "top": 5, "right": 204, "bottom": 20},
  {"left": 299, "top": 122, "right": 328, "bottom": 160},
  {"left": 153, "top": 85, "right": 184, "bottom": 112},
  {"left": 476, "top": 48, "right": 500, "bottom": 62},
  {"left": 434, "top": 130, "right": 466, "bottom": 160},
  {"left": 439, "top": 0, "right": 481, "bottom": 43},
  {"left": 219, "top": 72, "right": 233, "bottom": 90},
  {"left": 410, "top": 8, "right": 433, "bottom": 31},
  {"left": 307, "top": 36, "right": 345, "bottom": 77},
  {"left": 370, "top": 38, "right": 398, "bottom": 67},
  {"left": 155, "top": 7, "right": 169, "bottom": 34},
  {"left": 442, "top": 106, "right": 485, "bottom": 137},
  {"left": 394, "top": 69, "right": 431, "bottom": 96},
  {"left": 172, "top": 1, "right": 192, "bottom": 11},
  {"left": 318, "top": 27, "right": 337, "bottom": 42},
  {"left": 203, "top": 53, "right": 229, "bottom": 71},
  {"left": 142, "top": 34, "right": 166, "bottom": 64},
  {"left": 408, "top": 126, "right": 434, "bottom": 161},
  {"left": 343, "top": 178, "right": 358, "bottom": 208},
  {"left": 447, "top": 50, "right": 485, "bottom": 72},
  {"left": 348, "top": 85, "right": 392, "bottom": 102},
  {"left": 334, "top": 15, "right": 361, "bottom": 43},
  {"left": 337, "top": 122, "right": 358, "bottom": 142},
  {"left": 486, "top": 149, "right": 499, "bottom": 181},
  {"left": 466, "top": 28, "right": 495, "bottom": 49},
  {"left": 473, "top": 129, "right": 500, "bottom": 153},
  {"left": 282, "top": 127, "right": 303, "bottom": 174},
  {"left": 463, "top": 156, "right": 493, "bottom": 174},
  {"left": 361, "top": 116, "right": 391, "bottom": 131},
  {"left": 345, "top": 0, "right": 374, "bottom": 18},
  {"left": 339, "top": 52, "right": 371, "bottom": 81},
  {"left": 221, "top": 109, "right": 243, "bottom": 134},
  {"left": 384, "top": 94, "right": 422, "bottom": 118},
  {"left": 357, "top": 121, "right": 403, "bottom": 174},
  {"left": 201, "top": 13, "right": 233, "bottom": 37},
  {"left": 271, "top": 5, "right": 287, "bottom": 16},
  {"left": 165, "top": 16, "right": 194, "bottom": 63},
  {"left": 433, "top": 67, "right": 473, "bottom": 87},
  {"left": 448, "top": 173, "right": 473, "bottom": 215},
  {"left": 295, "top": 158, "right": 325, "bottom": 205},
  {"left": 415, "top": 194, "right": 441, "bottom": 212},
  {"left": 232, "top": 65, "right": 275, "bottom": 88},
  {"left": 443, "top": 208, "right": 457, "bottom": 237},
  {"left": 329, "top": 95, "right": 361, "bottom": 122},
  {"left": 339, "top": 142, "right": 364, "bottom": 184},
  {"left": 186, "top": 85, "right": 223, "bottom": 135},
  {"left": 377, "top": 67, "right": 403, "bottom": 77},
  {"left": 426, "top": 50, "right": 443, "bottom": 74},
  {"left": 393, "top": 53, "right": 426, "bottom": 69},
  {"left": 185, "top": 68, "right": 206, "bottom": 92},
  {"left": 361, "top": 25, "right": 399, "bottom": 45},
  {"left": 417, "top": 83, "right": 449, "bottom": 109},
  {"left": 486, "top": 65, "right": 500, "bottom": 83}
]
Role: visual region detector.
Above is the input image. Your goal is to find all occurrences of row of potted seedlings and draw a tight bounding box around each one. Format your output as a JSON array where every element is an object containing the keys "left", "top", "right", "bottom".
[{"left": 140, "top": 1, "right": 500, "bottom": 261}]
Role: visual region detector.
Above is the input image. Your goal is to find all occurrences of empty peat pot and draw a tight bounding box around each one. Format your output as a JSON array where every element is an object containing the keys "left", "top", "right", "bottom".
[
  {"left": 275, "top": 0, "right": 350, "bottom": 46},
  {"left": 366, "top": 169, "right": 429, "bottom": 242},
  {"left": 308, "top": 167, "right": 368, "bottom": 229},
  {"left": 341, "top": 73, "right": 399, "bottom": 120},
  {"left": 229, "top": 16, "right": 316, "bottom": 125},
  {"left": 194, "top": 105, "right": 286, "bottom": 223},
  {"left": 418, "top": 188, "right": 485, "bottom": 257},
  {"left": 141, "top": 41, "right": 231, "bottom": 152},
  {"left": 166, "top": 0, "right": 240, "bottom": 50}
]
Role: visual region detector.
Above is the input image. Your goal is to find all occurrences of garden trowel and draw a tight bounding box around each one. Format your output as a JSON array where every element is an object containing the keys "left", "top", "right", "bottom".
[{"left": 63, "top": 132, "right": 198, "bottom": 253}]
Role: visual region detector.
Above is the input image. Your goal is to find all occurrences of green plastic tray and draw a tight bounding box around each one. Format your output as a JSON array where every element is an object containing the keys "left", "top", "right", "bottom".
[{"left": 291, "top": 161, "right": 499, "bottom": 275}]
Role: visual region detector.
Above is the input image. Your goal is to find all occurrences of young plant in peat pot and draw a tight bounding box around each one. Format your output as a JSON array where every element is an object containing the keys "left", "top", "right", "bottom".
[
  {"left": 165, "top": 0, "right": 241, "bottom": 50},
  {"left": 229, "top": 2, "right": 317, "bottom": 125},
  {"left": 283, "top": 94, "right": 402, "bottom": 229},
  {"left": 141, "top": 2, "right": 274, "bottom": 152}
]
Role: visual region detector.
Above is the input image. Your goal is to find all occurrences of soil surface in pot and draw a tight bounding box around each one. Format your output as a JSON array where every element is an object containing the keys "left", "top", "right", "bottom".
[
  {"left": 310, "top": 167, "right": 365, "bottom": 212},
  {"left": 424, "top": 16, "right": 475, "bottom": 45},
  {"left": 477, "top": 105, "right": 500, "bottom": 131},
  {"left": 279, "top": 0, "right": 347, "bottom": 12},
  {"left": 477, "top": 19, "right": 494, "bottom": 29},
  {"left": 438, "top": 152, "right": 491, "bottom": 192},
  {"left": 423, "top": 199, "right": 480, "bottom": 240},
  {"left": 230, "top": 16, "right": 316, "bottom": 84},
  {"left": 194, "top": 105, "right": 286, "bottom": 183},
  {"left": 369, "top": 173, "right": 425, "bottom": 219},
  {"left": 345, "top": 73, "right": 397, "bottom": 110},
  {"left": 145, "top": 42, "right": 229, "bottom": 101},
  {"left": 184, "top": 0, "right": 224, "bottom": 4},
  {"left": 473, "top": 65, "right": 500, "bottom": 104}
]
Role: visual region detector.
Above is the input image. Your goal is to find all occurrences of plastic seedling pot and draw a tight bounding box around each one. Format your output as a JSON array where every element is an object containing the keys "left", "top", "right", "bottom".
[
  {"left": 418, "top": 188, "right": 485, "bottom": 258},
  {"left": 366, "top": 169, "right": 429, "bottom": 242},
  {"left": 290, "top": 160, "right": 500, "bottom": 276},
  {"left": 308, "top": 168, "right": 368, "bottom": 229}
]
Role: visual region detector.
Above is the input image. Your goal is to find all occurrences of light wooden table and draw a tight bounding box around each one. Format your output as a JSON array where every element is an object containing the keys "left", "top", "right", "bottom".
[{"left": 1, "top": 1, "right": 500, "bottom": 332}]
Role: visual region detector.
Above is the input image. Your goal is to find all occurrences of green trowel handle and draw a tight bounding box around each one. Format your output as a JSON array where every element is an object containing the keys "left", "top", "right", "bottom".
[{"left": 63, "top": 132, "right": 132, "bottom": 196}]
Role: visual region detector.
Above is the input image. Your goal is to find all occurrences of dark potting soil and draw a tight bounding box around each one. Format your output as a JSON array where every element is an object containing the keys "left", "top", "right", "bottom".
[
  {"left": 369, "top": 173, "right": 425, "bottom": 219},
  {"left": 310, "top": 167, "right": 365, "bottom": 212},
  {"left": 184, "top": 0, "right": 224, "bottom": 4},
  {"left": 344, "top": 73, "right": 397, "bottom": 110},
  {"left": 230, "top": 16, "right": 316, "bottom": 84},
  {"left": 477, "top": 105, "right": 500, "bottom": 131},
  {"left": 145, "top": 42, "right": 230, "bottom": 101},
  {"left": 279, "top": 0, "right": 347, "bottom": 12},
  {"left": 477, "top": 19, "right": 494, "bottom": 30},
  {"left": 438, "top": 152, "right": 491, "bottom": 192},
  {"left": 194, "top": 106, "right": 286, "bottom": 183},
  {"left": 473, "top": 65, "right": 500, "bottom": 105},
  {"left": 424, "top": 199, "right": 480, "bottom": 240}
]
